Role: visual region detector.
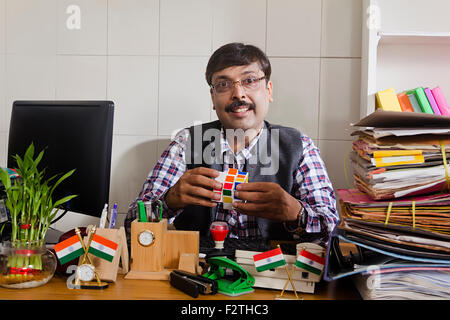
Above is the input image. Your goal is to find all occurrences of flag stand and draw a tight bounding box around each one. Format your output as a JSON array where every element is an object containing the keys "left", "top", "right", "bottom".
[
  {"left": 73, "top": 226, "right": 109, "bottom": 290},
  {"left": 275, "top": 265, "right": 302, "bottom": 300}
]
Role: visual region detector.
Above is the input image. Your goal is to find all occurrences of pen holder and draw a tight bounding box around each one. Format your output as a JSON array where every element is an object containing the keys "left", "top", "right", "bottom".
[
  {"left": 81, "top": 226, "right": 129, "bottom": 282},
  {"left": 125, "top": 219, "right": 199, "bottom": 280}
]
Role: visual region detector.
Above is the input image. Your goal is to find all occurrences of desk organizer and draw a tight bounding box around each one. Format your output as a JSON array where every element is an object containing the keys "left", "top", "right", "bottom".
[
  {"left": 125, "top": 219, "right": 199, "bottom": 280},
  {"left": 80, "top": 226, "right": 129, "bottom": 282}
]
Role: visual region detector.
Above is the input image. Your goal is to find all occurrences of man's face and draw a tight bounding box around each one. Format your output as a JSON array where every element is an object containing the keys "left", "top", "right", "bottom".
[{"left": 210, "top": 62, "right": 273, "bottom": 133}]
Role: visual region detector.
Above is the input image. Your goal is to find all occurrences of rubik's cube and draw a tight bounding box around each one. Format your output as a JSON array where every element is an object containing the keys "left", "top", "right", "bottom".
[{"left": 212, "top": 168, "right": 249, "bottom": 210}]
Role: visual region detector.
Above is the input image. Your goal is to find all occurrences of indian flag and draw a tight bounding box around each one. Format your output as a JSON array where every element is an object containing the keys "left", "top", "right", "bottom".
[
  {"left": 88, "top": 234, "right": 118, "bottom": 262},
  {"left": 295, "top": 249, "right": 325, "bottom": 276},
  {"left": 253, "top": 247, "right": 286, "bottom": 272},
  {"left": 54, "top": 235, "right": 84, "bottom": 265}
]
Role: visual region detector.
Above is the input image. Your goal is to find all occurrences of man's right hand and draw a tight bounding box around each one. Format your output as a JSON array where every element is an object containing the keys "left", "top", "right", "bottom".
[{"left": 165, "top": 167, "right": 222, "bottom": 210}]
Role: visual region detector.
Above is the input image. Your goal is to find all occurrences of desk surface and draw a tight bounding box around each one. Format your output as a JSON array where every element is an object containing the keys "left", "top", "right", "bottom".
[{"left": 0, "top": 274, "right": 359, "bottom": 300}]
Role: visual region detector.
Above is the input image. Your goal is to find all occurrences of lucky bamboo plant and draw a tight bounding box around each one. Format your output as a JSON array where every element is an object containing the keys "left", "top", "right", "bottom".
[{"left": 0, "top": 143, "right": 76, "bottom": 283}]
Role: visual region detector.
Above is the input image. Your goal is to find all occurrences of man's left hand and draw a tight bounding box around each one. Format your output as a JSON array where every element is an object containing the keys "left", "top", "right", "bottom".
[{"left": 233, "top": 182, "right": 301, "bottom": 222}]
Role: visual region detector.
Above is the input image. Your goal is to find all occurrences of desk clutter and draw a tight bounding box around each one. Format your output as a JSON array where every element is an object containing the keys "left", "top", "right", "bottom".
[{"left": 325, "top": 110, "right": 450, "bottom": 299}]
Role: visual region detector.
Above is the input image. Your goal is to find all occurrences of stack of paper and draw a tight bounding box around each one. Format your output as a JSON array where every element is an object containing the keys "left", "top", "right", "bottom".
[
  {"left": 338, "top": 188, "right": 450, "bottom": 236},
  {"left": 350, "top": 111, "right": 450, "bottom": 200},
  {"left": 354, "top": 270, "right": 450, "bottom": 300},
  {"left": 323, "top": 111, "right": 450, "bottom": 299}
]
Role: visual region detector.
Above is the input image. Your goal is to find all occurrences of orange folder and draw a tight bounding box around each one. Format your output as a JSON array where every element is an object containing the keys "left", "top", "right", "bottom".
[{"left": 397, "top": 92, "right": 415, "bottom": 112}]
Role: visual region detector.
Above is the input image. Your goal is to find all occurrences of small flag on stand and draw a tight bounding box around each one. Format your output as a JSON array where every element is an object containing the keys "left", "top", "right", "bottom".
[
  {"left": 88, "top": 234, "right": 118, "bottom": 262},
  {"left": 253, "top": 247, "right": 286, "bottom": 272},
  {"left": 54, "top": 235, "right": 84, "bottom": 265},
  {"left": 295, "top": 249, "right": 325, "bottom": 276}
]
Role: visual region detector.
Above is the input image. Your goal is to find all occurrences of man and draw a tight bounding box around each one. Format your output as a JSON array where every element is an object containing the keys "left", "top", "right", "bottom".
[{"left": 125, "top": 43, "right": 338, "bottom": 246}]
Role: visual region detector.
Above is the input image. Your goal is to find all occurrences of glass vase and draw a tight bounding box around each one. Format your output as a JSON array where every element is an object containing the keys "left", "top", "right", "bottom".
[{"left": 0, "top": 240, "right": 57, "bottom": 289}]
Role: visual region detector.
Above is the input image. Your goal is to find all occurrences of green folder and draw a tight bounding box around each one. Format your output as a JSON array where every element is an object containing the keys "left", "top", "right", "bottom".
[
  {"left": 406, "top": 93, "right": 422, "bottom": 113},
  {"left": 408, "top": 88, "right": 434, "bottom": 114}
]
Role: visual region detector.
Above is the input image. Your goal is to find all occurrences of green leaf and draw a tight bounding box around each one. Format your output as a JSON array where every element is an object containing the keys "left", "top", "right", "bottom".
[{"left": 53, "top": 194, "right": 78, "bottom": 209}]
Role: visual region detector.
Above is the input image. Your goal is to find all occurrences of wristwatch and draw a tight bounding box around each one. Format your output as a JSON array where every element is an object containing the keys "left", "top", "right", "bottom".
[{"left": 283, "top": 205, "right": 305, "bottom": 233}]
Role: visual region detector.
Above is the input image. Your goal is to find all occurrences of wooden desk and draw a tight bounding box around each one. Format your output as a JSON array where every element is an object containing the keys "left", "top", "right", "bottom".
[{"left": 0, "top": 274, "right": 359, "bottom": 300}]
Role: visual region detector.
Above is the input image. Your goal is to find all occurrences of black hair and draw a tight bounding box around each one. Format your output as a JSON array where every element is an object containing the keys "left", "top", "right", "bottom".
[{"left": 205, "top": 42, "right": 271, "bottom": 86}]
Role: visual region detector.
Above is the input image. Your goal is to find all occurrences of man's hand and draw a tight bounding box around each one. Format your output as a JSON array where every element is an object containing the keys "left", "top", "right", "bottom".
[
  {"left": 233, "top": 182, "right": 302, "bottom": 222},
  {"left": 165, "top": 167, "right": 222, "bottom": 210}
]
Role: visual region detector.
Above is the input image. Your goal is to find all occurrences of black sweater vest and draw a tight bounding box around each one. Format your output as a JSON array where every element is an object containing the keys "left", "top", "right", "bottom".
[{"left": 173, "top": 120, "right": 303, "bottom": 240}]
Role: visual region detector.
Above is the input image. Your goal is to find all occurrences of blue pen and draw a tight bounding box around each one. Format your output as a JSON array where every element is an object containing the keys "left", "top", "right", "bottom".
[{"left": 109, "top": 202, "right": 118, "bottom": 228}]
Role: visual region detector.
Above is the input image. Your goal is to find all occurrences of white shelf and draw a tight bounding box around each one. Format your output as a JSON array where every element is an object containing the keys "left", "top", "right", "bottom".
[
  {"left": 377, "top": 31, "right": 450, "bottom": 45},
  {"left": 361, "top": 15, "right": 450, "bottom": 117}
]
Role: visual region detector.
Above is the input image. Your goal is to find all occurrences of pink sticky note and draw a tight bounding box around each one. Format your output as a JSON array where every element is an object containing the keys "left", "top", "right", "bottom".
[
  {"left": 432, "top": 86, "right": 450, "bottom": 116},
  {"left": 424, "top": 87, "right": 441, "bottom": 115}
]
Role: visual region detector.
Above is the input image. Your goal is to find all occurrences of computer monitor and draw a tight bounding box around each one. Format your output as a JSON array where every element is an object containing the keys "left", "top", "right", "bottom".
[{"left": 7, "top": 101, "right": 114, "bottom": 233}]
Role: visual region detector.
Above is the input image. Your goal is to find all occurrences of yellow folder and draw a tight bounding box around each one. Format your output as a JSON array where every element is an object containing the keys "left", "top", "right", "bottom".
[{"left": 371, "top": 150, "right": 424, "bottom": 167}]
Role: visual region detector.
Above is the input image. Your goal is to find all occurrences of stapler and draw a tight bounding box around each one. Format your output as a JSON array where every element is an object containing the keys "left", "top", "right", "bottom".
[
  {"left": 169, "top": 269, "right": 218, "bottom": 298},
  {"left": 203, "top": 256, "right": 255, "bottom": 297}
]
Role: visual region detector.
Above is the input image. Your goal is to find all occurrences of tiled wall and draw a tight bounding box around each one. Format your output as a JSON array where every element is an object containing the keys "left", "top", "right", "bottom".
[{"left": 0, "top": 0, "right": 363, "bottom": 217}]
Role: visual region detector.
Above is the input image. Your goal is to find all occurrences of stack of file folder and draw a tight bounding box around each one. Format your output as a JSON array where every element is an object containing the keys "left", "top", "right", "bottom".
[
  {"left": 350, "top": 110, "right": 450, "bottom": 200},
  {"left": 324, "top": 110, "right": 450, "bottom": 299}
]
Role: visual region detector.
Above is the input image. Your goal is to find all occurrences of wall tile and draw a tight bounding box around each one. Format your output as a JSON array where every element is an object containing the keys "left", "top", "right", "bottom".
[
  {"left": 108, "top": 0, "right": 159, "bottom": 55},
  {"left": 378, "top": 0, "right": 450, "bottom": 33},
  {"left": 0, "top": 54, "right": 4, "bottom": 132},
  {"left": 6, "top": 0, "right": 56, "bottom": 54},
  {"left": 109, "top": 134, "right": 159, "bottom": 213},
  {"left": 156, "top": 136, "right": 172, "bottom": 158},
  {"left": 57, "top": 0, "right": 107, "bottom": 55},
  {"left": 267, "top": 0, "right": 321, "bottom": 57},
  {"left": 56, "top": 55, "right": 107, "bottom": 99},
  {"left": 0, "top": 0, "right": 5, "bottom": 54},
  {"left": 5, "top": 55, "right": 56, "bottom": 130},
  {"left": 160, "top": 0, "right": 212, "bottom": 56},
  {"left": 318, "top": 139, "right": 355, "bottom": 192},
  {"left": 212, "top": 0, "right": 266, "bottom": 52},
  {"left": 107, "top": 55, "right": 159, "bottom": 136},
  {"left": 266, "top": 58, "right": 320, "bottom": 140},
  {"left": 321, "top": 0, "right": 362, "bottom": 57},
  {"left": 158, "top": 56, "right": 211, "bottom": 136},
  {"left": 319, "top": 58, "right": 361, "bottom": 140},
  {"left": 0, "top": 132, "right": 5, "bottom": 167}
]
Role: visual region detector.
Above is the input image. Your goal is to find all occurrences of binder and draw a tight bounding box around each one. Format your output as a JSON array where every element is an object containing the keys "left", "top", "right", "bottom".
[
  {"left": 406, "top": 93, "right": 422, "bottom": 113},
  {"left": 375, "top": 88, "right": 402, "bottom": 112},
  {"left": 408, "top": 88, "right": 433, "bottom": 114},
  {"left": 424, "top": 87, "right": 441, "bottom": 115},
  {"left": 323, "top": 219, "right": 450, "bottom": 282},
  {"left": 397, "top": 92, "right": 414, "bottom": 112},
  {"left": 432, "top": 86, "right": 450, "bottom": 116}
]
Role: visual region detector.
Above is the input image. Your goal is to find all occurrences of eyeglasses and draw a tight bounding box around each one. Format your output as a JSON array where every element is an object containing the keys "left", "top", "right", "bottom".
[{"left": 210, "top": 76, "right": 266, "bottom": 94}]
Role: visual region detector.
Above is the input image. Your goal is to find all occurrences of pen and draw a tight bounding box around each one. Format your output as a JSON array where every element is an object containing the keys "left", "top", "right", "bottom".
[
  {"left": 99, "top": 203, "right": 108, "bottom": 228},
  {"left": 109, "top": 202, "right": 118, "bottom": 228},
  {"left": 144, "top": 201, "right": 153, "bottom": 222}
]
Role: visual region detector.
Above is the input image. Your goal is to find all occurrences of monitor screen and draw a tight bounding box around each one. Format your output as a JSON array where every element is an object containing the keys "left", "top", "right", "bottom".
[{"left": 7, "top": 101, "right": 114, "bottom": 218}]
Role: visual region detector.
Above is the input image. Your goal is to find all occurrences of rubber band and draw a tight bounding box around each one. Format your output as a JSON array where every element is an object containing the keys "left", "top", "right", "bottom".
[
  {"left": 384, "top": 202, "right": 393, "bottom": 226},
  {"left": 439, "top": 140, "right": 450, "bottom": 191},
  {"left": 411, "top": 200, "right": 416, "bottom": 230}
]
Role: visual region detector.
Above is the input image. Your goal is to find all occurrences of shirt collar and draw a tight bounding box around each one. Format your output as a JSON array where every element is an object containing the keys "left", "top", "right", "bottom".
[{"left": 219, "top": 122, "right": 265, "bottom": 159}]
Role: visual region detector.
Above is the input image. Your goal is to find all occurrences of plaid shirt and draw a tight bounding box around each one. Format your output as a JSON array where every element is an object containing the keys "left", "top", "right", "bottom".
[{"left": 126, "top": 127, "right": 338, "bottom": 239}]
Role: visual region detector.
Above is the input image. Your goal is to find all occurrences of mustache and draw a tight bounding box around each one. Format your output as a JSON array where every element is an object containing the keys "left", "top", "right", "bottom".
[{"left": 225, "top": 100, "right": 256, "bottom": 113}]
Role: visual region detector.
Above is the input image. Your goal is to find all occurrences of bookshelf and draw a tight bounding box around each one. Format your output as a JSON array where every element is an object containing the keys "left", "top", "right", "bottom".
[{"left": 360, "top": 9, "right": 450, "bottom": 117}]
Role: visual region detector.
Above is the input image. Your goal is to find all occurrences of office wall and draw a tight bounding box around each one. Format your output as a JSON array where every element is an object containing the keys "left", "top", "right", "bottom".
[{"left": 0, "top": 0, "right": 363, "bottom": 223}]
